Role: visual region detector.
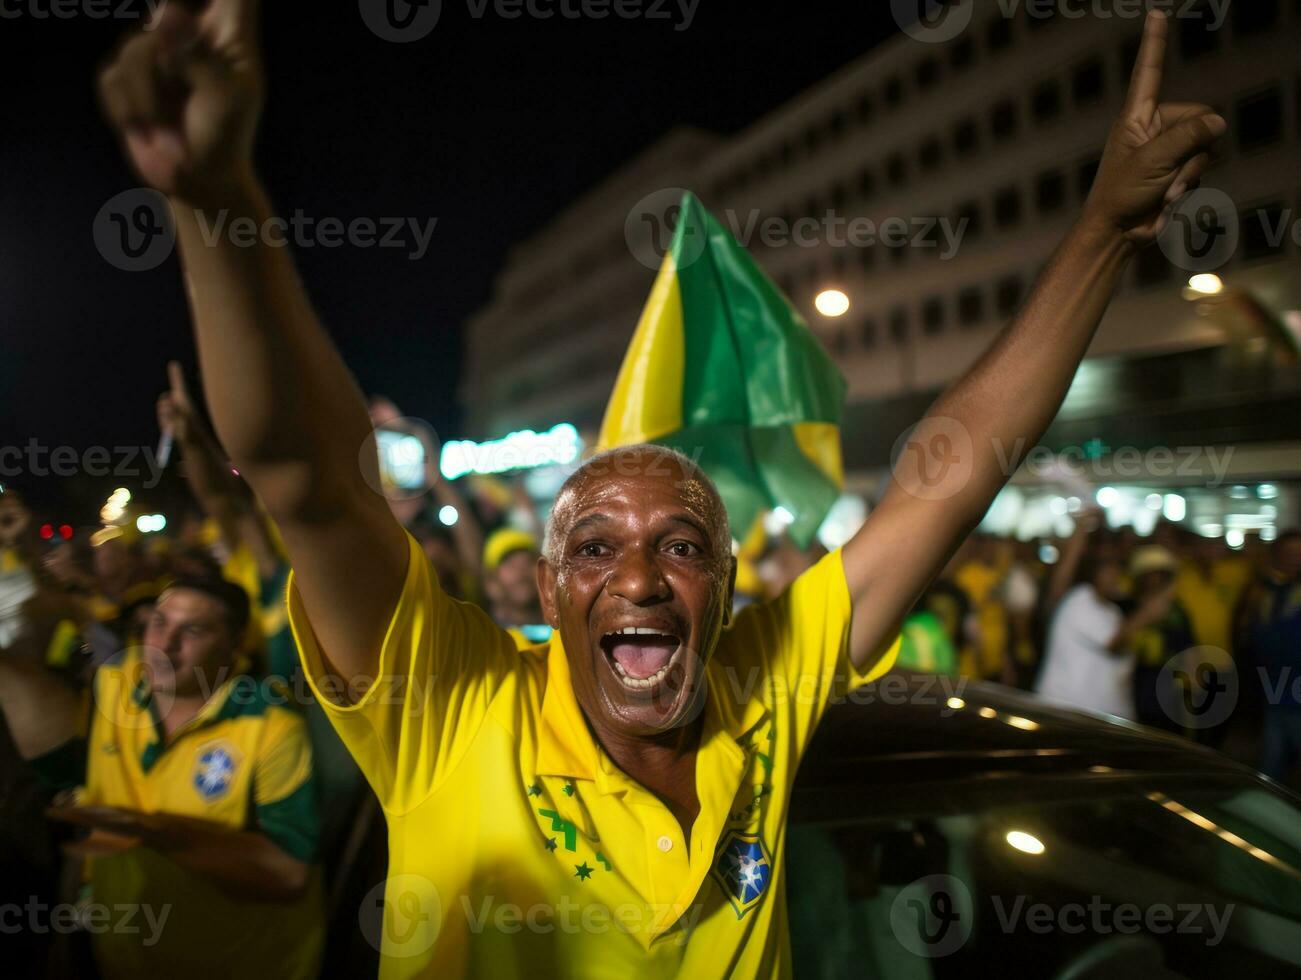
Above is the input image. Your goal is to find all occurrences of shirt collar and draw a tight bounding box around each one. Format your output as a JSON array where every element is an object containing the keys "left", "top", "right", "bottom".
[{"left": 534, "top": 630, "right": 770, "bottom": 783}]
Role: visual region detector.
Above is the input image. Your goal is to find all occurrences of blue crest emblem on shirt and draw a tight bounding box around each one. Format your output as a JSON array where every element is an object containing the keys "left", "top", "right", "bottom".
[
  {"left": 711, "top": 831, "right": 773, "bottom": 919},
  {"left": 194, "top": 745, "right": 236, "bottom": 801}
]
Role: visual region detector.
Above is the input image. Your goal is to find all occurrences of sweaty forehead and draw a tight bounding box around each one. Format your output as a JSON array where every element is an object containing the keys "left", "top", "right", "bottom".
[{"left": 565, "top": 467, "right": 713, "bottom": 525}]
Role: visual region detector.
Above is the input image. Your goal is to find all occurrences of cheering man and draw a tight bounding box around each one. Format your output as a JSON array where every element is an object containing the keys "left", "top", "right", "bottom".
[{"left": 94, "top": 2, "right": 1223, "bottom": 976}]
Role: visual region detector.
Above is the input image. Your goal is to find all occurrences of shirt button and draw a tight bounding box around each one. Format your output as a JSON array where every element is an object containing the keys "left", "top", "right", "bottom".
[{"left": 657, "top": 835, "right": 674, "bottom": 852}]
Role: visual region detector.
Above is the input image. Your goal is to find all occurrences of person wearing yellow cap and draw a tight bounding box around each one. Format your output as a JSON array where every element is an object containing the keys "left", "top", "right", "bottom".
[
  {"left": 483, "top": 527, "right": 552, "bottom": 646},
  {"left": 1126, "top": 545, "right": 1195, "bottom": 733},
  {"left": 97, "top": 5, "right": 1223, "bottom": 975}
]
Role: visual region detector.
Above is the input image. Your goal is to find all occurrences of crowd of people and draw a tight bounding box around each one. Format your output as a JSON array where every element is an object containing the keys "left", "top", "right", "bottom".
[{"left": 2, "top": 372, "right": 1298, "bottom": 978}]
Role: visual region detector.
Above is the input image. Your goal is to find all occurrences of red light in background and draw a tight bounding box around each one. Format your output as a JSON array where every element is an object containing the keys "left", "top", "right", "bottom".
[
  {"left": 59, "top": 525, "right": 74, "bottom": 540},
  {"left": 39, "top": 524, "right": 54, "bottom": 540}
]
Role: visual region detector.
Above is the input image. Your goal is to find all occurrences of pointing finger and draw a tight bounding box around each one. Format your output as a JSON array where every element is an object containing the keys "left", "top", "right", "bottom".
[{"left": 1124, "top": 10, "right": 1169, "bottom": 117}]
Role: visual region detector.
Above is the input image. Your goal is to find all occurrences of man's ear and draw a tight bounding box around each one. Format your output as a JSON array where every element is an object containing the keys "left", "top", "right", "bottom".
[
  {"left": 723, "top": 556, "right": 738, "bottom": 627},
  {"left": 536, "top": 556, "right": 559, "bottom": 628}
]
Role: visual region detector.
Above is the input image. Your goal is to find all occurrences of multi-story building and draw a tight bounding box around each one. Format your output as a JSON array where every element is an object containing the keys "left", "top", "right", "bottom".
[{"left": 461, "top": 2, "right": 1301, "bottom": 537}]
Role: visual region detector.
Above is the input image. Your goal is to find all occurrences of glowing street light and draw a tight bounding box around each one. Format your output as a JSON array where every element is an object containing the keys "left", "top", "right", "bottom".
[
  {"left": 1187, "top": 273, "right": 1224, "bottom": 296},
  {"left": 814, "top": 289, "right": 850, "bottom": 318}
]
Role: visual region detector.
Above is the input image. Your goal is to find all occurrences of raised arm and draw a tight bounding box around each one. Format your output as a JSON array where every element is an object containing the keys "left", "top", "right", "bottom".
[
  {"left": 842, "top": 12, "right": 1225, "bottom": 670},
  {"left": 98, "top": 0, "right": 407, "bottom": 686}
]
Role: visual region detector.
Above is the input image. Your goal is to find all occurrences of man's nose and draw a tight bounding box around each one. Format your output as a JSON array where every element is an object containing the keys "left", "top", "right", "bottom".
[{"left": 608, "top": 547, "right": 671, "bottom": 605}]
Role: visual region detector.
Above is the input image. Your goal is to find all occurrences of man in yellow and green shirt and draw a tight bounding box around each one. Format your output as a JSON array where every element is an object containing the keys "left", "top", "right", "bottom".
[
  {"left": 6, "top": 577, "right": 324, "bottom": 980},
  {"left": 100, "top": 5, "right": 1220, "bottom": 974}
]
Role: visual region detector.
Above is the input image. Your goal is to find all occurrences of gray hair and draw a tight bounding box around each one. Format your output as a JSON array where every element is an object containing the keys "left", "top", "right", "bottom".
[{"left": 543, "top": 445, "right": 731, "bottom": 571}]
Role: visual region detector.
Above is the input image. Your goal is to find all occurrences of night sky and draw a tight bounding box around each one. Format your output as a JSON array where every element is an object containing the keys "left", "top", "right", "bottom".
[{"left": 1, "top": 1, "right": 899, "bottom": 522}]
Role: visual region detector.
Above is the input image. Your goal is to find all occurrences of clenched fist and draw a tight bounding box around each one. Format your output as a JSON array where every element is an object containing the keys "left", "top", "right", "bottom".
[
  {"left": 98, "top": 0, "right": 263, "bottom": 205},
  {"left": 1083, "top": 11, "right": 1227, "bottom": 246}
]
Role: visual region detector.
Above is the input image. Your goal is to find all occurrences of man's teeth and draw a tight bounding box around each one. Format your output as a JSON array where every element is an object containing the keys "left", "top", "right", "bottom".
[{"left": 609, "top": 627, "right": 671, "bottom": 636}]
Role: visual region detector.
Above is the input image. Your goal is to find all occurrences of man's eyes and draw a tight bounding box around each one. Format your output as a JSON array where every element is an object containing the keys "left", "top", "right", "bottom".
[{"left": 573, "top": 540, "right": 703, "bottom": 558}]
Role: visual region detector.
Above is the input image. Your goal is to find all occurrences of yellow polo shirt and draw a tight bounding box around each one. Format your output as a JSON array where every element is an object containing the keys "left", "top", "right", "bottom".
[
  {"left": 289, "top": 532, "right": 898, "bottom": 979},
  {"left": 37, "top": 650, "right": 325, "bottom": 980}
]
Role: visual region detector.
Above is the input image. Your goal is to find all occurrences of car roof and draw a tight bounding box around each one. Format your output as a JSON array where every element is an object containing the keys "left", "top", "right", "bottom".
[{"left": 791, "top": 674, "right": 1276, "bottom": 814}]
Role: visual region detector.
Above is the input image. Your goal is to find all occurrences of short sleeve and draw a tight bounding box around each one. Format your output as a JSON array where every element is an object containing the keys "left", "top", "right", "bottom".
[
  {"left": 286, "top": 530, "right": 519, "bottom": 813},
  {"left": 720, "top": 549, "right": 900, "bottom": 755},
  {"left": 253, "top": 708, "right": 319, "bottom": 862}
]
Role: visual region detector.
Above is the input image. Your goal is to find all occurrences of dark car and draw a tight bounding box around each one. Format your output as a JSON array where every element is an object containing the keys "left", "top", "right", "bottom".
[{"left": 786, "top": 675, "right": 1301, "bottom": 979}]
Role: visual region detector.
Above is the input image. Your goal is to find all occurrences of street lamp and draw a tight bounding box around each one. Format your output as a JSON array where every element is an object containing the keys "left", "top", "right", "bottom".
[{"left": 814, "top": 289, "right": 850, "bottom": 318}]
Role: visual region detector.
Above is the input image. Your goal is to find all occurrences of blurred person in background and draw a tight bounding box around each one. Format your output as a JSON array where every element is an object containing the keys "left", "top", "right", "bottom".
[
  {"left": 1036, "top": 537, "right": 1177, "bottom": 721},
  {"left": 1242, "top": 530, "right": 1301, "bottom": 785},
  {"left": 159, "top": 361, "right": 364, "bottom": 857},
  {"left": 954, "top": 534, "right": 1011, "bottom": 682},
  {"left": 0, "top": 488, "right": 39, "bottom": 652},
  {"left": 1125, "top": 545, "right": 1195, "bottom": 732},
  {"left": 1176, "top": 532, "right": 1250, "bottom": 681},
  {"left": 0, "top": 577, "right": 324, "bottom": 980},
  {"left": 482, "top": 527, "right": 551, "bottom": 645}
]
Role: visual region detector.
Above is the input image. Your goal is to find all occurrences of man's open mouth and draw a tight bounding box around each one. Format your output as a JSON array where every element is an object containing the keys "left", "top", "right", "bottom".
[{"left": 599, "top": 627, "right": 684, "bottom": 692}]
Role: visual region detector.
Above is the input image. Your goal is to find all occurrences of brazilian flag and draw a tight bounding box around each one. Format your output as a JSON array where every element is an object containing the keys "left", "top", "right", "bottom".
[{"left": 599, "top": 191, "right": 846, "bottom": 548}]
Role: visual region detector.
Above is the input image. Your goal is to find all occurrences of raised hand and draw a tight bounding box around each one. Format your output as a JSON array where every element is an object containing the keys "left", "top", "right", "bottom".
[
  {"left": 156, "top": 359, "right": 196, "bottom": 442},
  {"left": 1084, "top": 11, "right": 1227, "bottom": 245},
  {"left": 98, "top": 0, "right": 263, "bottom": 204}
]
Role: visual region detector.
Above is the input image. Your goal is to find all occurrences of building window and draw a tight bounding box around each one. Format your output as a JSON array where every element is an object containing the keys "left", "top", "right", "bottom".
[
  {"left": 953, "top": 117, "right": 980, "bottom": 157},
  {"left": 1036, "top": 170, "right": 1067, "bottom": 214},
  {"left": 885, "top": 75, "right": 904, "bottom": 109},
  {"left": 996, "top": 275, "right": 1024, "bottom": 317},
  {"left": 994, "top": 185, "right": 1022, "bottom": 228},
  {"left": 1031, "top": 79, "right": 1063, "bottom": 125},
  {"left": 887, "top": 151, "right": 908, "bottom": 187},
  {"left": 860, "top": 316, "right": 878, "bottom": 349},
  {"left": 922, "top": 296, "right": 946, "bottom": 335},
  {"left": 919, "top": 136, "right": 944, "bottom": 172},
  {"left": 958, "top": 286, "right": 985, "bottom": 327},
  {"left": 1072, "top": 56, "right": 1105, "bottom": 106},
  {"left": 1077, "top": 155, "right": 1101, "bottom": 201},
  {"left": 1179, "top": 11, "right": 1220, "bottom": 59},
  {"left": 855, "top": 92, "right": 875, "bottom": 124},
  {"left": 950, "top": 36, "right": 976, "bottom": 71},
  {"left": 986, "top": 17, "right": 1013, "bottom": 52},
  {"left": 1132, "top": 243, "right": 1171, "bottom": 287},
  {"left": 916, "top": 56, "right": 941, "bottom": 90},
  {"left": 1233, "top": 0, "right": 1278, "bottom": 36},
  {"left": 956, "top": 200, "right": 983, "bottom": 242},
  {"left": 889, "top": 307, "right": 909, "bottom": 344},
  {"left": 991, "top": 99, "right": 1019, "bottom": 142},
  {"left": 857, "top": 166, "right": 876, "bottom": 199},
  {"left": 1242, "top": 201, "right": 1287, "bottom": 261},
  {"left": 1237, "top": 86, "right": 1283, "bottom": 152}
]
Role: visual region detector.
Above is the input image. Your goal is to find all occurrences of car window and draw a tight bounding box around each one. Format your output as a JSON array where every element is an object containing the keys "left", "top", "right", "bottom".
[{"left": 787, "top": 782, "right": 1301, "bottom": 979}]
